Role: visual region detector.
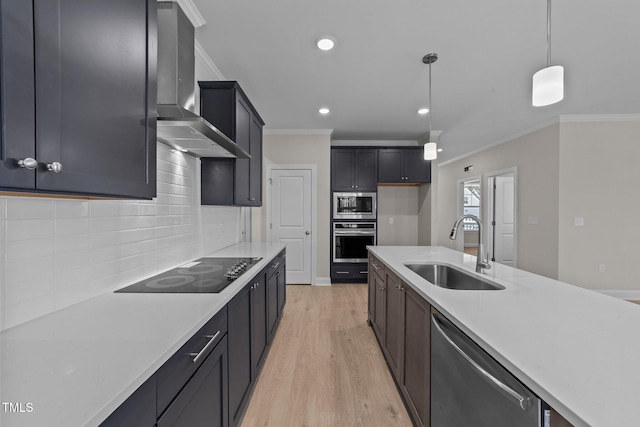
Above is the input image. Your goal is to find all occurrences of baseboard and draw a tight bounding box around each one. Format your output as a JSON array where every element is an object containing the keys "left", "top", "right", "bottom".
[
  {"left": 313, "top": 277, "right": 332, "bottom": 286},
  {"left": 593, "top": 289, "right": 640, "bottom": 300}
]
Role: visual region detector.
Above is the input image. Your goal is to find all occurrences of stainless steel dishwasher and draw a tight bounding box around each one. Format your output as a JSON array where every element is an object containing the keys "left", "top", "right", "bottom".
[{"left": 431, "top": 312, "right": 547, "bottom": 427}]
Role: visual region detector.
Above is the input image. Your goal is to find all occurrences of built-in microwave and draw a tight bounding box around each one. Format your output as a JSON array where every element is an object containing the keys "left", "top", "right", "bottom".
[{"left": 333, "top": 192, "right": 377, "bottom": 220}]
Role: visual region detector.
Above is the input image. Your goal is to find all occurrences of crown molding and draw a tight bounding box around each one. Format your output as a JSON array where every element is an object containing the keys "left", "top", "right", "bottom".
[
  {"left": 560, "top": 114, "right": 640, "bottom": 123},
  {"left": 264, "top": 129, "right": 334, "bottom": 136},
  {"left": 174, "top": 0, "right": 206, "bottom": 27},
  {"left": 331, "top": 140, "right": 419, "bottom": 147},
  {"left": 194, "top": 40, "right": 225, "bottom": 80}
]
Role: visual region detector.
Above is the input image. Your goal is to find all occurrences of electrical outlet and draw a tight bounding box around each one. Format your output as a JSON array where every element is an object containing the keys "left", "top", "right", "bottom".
[
  {"left": 528, "top": 216, "right": 538, "bottom": 225},
  {"left": 599, "top": 264, "right": 606, "bottom": 273},
  {"left": 574, "top": 217, "right": 585, "bottom": 227},
  {"left": 389, "top": 217, "right": 394, "bottom": 224}
]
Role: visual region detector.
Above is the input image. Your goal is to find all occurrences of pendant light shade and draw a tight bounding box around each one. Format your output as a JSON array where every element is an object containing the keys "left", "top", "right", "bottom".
[
  {"left": 424, "top": 141, "right": 437, "bottom": 160},
  {"left": 422, "top": 53, "right": 438, "bottom": 160},
  {"left": 532, "top": 65, "right": 564, "bottom": 106},
  {"left": 532, "top": 0, "right": 564, "bottom": 106}
]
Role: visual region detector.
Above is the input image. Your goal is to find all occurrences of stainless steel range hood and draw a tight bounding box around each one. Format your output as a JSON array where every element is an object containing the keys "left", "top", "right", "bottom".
[{"left": 156, "top": 2, "right": 249, "bottom": 159}]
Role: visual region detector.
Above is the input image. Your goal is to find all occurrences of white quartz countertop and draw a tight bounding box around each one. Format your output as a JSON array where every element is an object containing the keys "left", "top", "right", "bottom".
[
  {"left": 0, "top": 242, "right": 285, "bottom": 427},
  {"left": 368, "top": 246, "right": 640, "bottom": 427}
]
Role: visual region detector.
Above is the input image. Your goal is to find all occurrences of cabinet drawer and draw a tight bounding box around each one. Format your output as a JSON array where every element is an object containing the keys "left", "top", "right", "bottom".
[
  {"left": 266, "top": 250, "right": 285, "bottom": 278},
  {"left": 369, "top": 255, "right": 385, "bottom": 280},
  {"left": 156, "top": 306, "right": 228, "bottom": 417},
  {"left": 331, "top": 264, "right": 369, "bottom": 280}
]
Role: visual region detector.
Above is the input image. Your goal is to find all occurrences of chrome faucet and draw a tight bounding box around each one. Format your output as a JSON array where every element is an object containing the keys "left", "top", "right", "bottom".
[{"left": 450, "top": 214, "right": 491, "bottom": 273}]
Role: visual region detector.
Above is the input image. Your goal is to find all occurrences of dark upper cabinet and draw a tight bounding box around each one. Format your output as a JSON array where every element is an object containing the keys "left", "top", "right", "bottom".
[
  {"left": 199, "top": 81, "right": 264, "bottom": 207},
  {"left": 0, "top": 0, "right": 157, "bottom": 199},
  {"left": 378, "top": 148, "right": 431, "bottom": 184},
  {"left": 331, "top": 148, "right": 378, "bottom": 191}
]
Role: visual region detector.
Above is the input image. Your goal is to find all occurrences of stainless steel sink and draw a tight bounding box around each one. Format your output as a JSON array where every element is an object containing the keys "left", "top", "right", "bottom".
[{"left": 404, "top": 263, "right": 505, "bottom": 290}]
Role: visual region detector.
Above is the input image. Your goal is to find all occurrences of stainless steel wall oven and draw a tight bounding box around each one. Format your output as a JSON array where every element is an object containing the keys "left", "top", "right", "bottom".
[
  {"left": 333, "top": 192, "right": 377, "bottom": 220},
  {"left": 332, "top": 222, "right": 376, "bottom": 263}
]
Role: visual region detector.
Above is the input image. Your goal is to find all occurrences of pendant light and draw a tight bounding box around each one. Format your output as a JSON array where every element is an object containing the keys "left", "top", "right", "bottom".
[
  {"left": 532, "top": 0, "right": 564, "bottom": 106},
  {"left": 423, "top": 53, "right": 438, "bottom": 160}
]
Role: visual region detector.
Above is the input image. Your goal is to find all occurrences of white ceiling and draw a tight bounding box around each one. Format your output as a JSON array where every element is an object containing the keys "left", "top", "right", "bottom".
[{"left": 191, "top": 0, "right": 640, "bottom": 163}]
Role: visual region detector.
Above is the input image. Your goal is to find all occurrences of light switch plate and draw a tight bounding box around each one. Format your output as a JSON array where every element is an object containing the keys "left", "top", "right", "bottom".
[{"left": 574, "top": 217, "right": 585, "bottom": 227}]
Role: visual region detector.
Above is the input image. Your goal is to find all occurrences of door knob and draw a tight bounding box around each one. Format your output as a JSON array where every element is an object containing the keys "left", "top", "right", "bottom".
[
  {"left": 46, "top": 162, "right": 63, "bottom": 173},
  {"left": 17, "top": 158, "right": 38, "bottom": 170},
  {"left": 305, "top": 231, "right": 310, "bottom": 235}
]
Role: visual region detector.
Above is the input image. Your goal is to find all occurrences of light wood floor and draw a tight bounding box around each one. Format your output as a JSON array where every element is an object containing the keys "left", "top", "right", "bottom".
[{"left": 241, "top": 284, "right": 412, "bottom": 427}]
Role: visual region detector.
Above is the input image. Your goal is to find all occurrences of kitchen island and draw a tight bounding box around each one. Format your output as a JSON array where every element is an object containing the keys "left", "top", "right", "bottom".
[
  {"left": 368, "top": 246, "right": 640, "bottom": 427},
  {"left": 0, "top": 242, "right": 285, "bottom": 427}
]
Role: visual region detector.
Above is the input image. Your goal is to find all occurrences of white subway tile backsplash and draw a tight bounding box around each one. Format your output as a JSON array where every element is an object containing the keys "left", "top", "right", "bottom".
[{"left": 0, "top": 143, "right": 244, "bottom": 330}]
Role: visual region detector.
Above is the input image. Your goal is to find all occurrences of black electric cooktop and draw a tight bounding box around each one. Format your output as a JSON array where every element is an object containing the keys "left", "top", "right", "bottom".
[{"left": 115, "top": 257, "right": 262, "bottom": 293}]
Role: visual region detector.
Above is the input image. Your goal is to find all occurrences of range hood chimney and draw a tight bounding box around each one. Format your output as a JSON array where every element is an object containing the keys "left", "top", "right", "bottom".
[{"left": 156, "top": 2, "right": 249, "bottom": 159}]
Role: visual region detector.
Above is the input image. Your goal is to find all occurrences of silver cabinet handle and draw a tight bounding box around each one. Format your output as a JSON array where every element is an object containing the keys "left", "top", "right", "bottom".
[
  {"left": 46, "top": 162, "right": 63, "bottom": 173},
  {"left": 336, "top": 271, "right": 349, "bottom": 274},
  {"left": 17, "top": 158, "right": 38, "bottom": 170},
  {"left": 250, "top": 198, "right": 256, "bottom": 201},
  {"left": 372, "top": 262, "right": 381, "bottom": 271},
  {"left": 360, "top": 271, "right": 368, "bottom": 274},
  {"left": 189, "top": 330, "right": 221, "bottom": 364},
  {"left": 431, "top": 314, "right": 531, "bottom": 411},
  {"left": 271, "top": 261, "right": 281, "bottom": 270}
]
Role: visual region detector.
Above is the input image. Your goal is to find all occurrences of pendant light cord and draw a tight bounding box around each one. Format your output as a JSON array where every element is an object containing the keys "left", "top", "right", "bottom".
[
  {"left": 547, "top": 0, "right": 551, "bottom": 67},
  {"left": 428, "top": 60, "right": 432, "bottom": 140}
]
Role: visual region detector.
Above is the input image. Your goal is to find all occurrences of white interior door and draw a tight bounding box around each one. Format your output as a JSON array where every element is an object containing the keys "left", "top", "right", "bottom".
[
  {"left": 491, "top": 174, "right": 516, "bottom": 266},
  {"left": 270, "top": 168, "right": 313, "bottom": 284}
]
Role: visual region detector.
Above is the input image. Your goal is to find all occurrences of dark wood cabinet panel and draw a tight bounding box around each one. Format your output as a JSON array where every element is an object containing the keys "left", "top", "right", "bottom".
[
  {"left": 402, "top": 286, "right": 431, "bottom": 427},
  {"left": 199, "top": 81, "right": 264, "bottom": 207},
  {"left": 157, "top": 336, "right": 228, "bottom": 427},
  {"left": 0, "top": 0, "right": 156, "bottom": 199},
  {"left": 267, "top": 270, "right": 279, "bottom": 338},
  {"left": 331, "top": 148, "right": 378, "bottom": 191},
  {"left": 330, "top": 264, "right": 369, "bottom": 283},
  {"left": 277, "top": 253, "right": 287, "bottom": 314},
  {"left": 251, "top": 273, "right": 268, "bottom": 378},
  {"left": 384, "top": 271, "right": 404, "bottom": 380},
  {"left": 372, "top": 273, "right": 386, "bottom": 343},
  {"left": 100, "top": 376, "right": 156, "bottom": 427},
  {"left": 228, "top": 285, "right": 253, "bottom": 427},
  {"left": 378, "top": 148, "right": 430, "bottom": 184},
  {"left": 367, "top": 256, "right": 376, "bottom": 324}
]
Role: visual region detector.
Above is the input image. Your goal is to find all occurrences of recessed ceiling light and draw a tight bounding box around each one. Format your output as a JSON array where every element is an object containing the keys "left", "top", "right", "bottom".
[
  {"left": 418, "top": 108, "right": 429, "bottom": 115},
  {"left": 319, "top": 108, "right": 330, "bottom": 115},
  {"left": 437, "top": 148, "right": 443, "bottom": 152},
  {"left": 316, "top": 38, "right": 335, "bottom": 51}
]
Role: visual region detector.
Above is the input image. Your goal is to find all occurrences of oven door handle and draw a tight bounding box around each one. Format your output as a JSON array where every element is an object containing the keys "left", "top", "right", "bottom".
[{"left": 334, "top": 231, "right": 376, "bottom": 236}]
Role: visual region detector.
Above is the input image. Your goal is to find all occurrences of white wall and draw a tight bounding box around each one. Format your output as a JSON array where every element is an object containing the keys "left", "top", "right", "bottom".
[
  {"left": 253, "top": 132, "right": 331, "bottom": 282},
  {"left": 436, "top": 124, "right": 560, "bottom": 279},
  {"left": 0, "top": 143, "right": 242, "bottom": 330},
  {"left": 558, "top": 119, "right": 640, "bottom": 290}
]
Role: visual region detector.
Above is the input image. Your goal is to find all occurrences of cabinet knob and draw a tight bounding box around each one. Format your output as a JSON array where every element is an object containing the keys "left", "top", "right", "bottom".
[
  {"left": 305, "top": 231, "right": 310, "bottom": 235},
  {"left": 46, "top": 162, "right": 63, "bottom": 173},
  {"left": 17, "top": 158, "right": 38, "bottom": 170}
]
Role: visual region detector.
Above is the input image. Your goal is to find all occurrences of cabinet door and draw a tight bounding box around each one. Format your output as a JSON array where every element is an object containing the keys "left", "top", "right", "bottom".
[
  {"left": 378, "top": 149, "right": 403, "bottom": 183},
  {"left": 331, "top": 149, "right": 355, "bottom": 191},
  {"left": 248, "top": 115, "right": 263, "bottom": 205},
  {"left": 353, "top": 149, "right": 378, "bottom": 191},
  {"left": 372, "top": 273, "right": 386, "bottom": 343},
  {"left": 267, "top": 271, "right": 279, "bottom": 339},
  {"left": 157, "top": 336, "right": 229, "bottom": 427},
  {"left": 228, "top": 285, "right": 252, "bottom": 426},
  {"left": 100, "top": 376, "right": 156, "bottom": 427},
  {"left": 234, "top": 96, "right": 252, "bottom": 205},
  {"left": 403, "top": 149, "right": 431, "bottom": 183},
  {"left": 277, "top": 258, "right": 286, "bottom": 313},
  {"left": 402, "top": 285, "right": 430, "bottom": 427},
  {"left": 33, "top": 0, "right": 156, "bottom": 198},
  {"left": 367, "top": 257, "right": 376, "bottom": 324},
  {"left": 0, "top": 0, "right": 36, "bottom": 189},
  {"left": 385, "top": 272, "right": 404, "bottom": 380},
  {"left": 251, "top": 273, "right": 268, "bottom": 377}
]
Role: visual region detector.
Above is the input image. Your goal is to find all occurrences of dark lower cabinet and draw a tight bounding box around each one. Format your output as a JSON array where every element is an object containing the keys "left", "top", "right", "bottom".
[
  {"left": 267, "top": 270, "right": 279, "bottom": 337},
  {"left": 384, "top": 271, "right": 404, "bottom": 380},
  {"left": 157, "top": 335, "right": 229, "bottom": 427},
  {"left": 251, "top": 273, "right": 268, "bottom": 377},
  {"left": 228, "top": 284, "right": 253, "bottom": 427},
  {"left": 276, "top": 255, "right": 286, "bottom": 314},
  {"left": 368, "top": 256, "right": 430, "bottom": 427},
  {"left": 401, "top": 286, "right": 431, "bottom": 427},
  {"left": 0, "top": 0, "right": 157, "bottom": 199},
  {"left": 100, "top": 376, "right": 156, "bottom": 427},
  {"left": 330, "top": 263, "right": 369, "bottom": 283}
]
